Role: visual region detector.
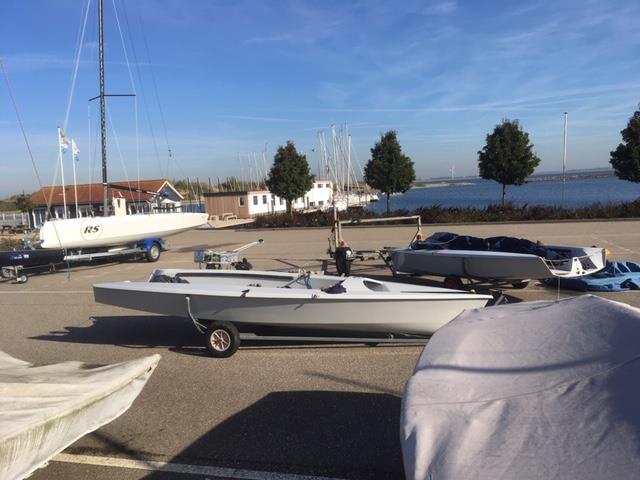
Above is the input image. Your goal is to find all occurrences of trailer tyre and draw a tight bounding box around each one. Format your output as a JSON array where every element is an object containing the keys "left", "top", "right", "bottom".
[
  {"left": 146, "top": 243, "right": 161, "bottom": 262},
  {"left": 205, "top": 322, "right": 240, "bottom": 358}
]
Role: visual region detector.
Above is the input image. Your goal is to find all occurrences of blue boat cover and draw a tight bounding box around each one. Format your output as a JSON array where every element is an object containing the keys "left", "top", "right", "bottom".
[
  {"left": 544, "top": 261, "right": 640, "bottom": 291},
  {"left": 411, "top": 231, "right": 564, "bottom": 260}
]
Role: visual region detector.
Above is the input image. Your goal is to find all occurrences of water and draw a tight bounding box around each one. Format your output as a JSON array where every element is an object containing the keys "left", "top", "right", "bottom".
[{"left": 366, "top": 176, "right": 640, "bottom": 213}]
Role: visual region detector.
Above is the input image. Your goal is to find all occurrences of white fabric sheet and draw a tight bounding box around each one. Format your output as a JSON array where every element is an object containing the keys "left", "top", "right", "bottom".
[
  {"left": 0, "top": 352, "right": 160, "bottom": 480},
  {"left": 401, "top": 295, "right": 640, "bottom": 479}
]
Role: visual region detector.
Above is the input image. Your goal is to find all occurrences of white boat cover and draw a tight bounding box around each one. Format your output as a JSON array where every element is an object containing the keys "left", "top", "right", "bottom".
[
  {"left": 0, "top": 352, "right": 160, "bottom": 480},
  {"left": 401, "top": 295, "right": 640, "bottom": 479}
]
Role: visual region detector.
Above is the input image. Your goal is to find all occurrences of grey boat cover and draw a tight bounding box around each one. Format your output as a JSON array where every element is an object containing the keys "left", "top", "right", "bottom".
[
  {"left": 0, "top": 351, "right": 160, "bottom": 480},
  {"left": 401, "top": 295, "right": 640, "bottom": 480}
]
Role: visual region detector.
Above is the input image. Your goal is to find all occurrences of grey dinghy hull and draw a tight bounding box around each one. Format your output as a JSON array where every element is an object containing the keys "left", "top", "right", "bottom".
[
  {"left": 94, "top": 271, "right": 492, "bottom": 336},
  {"left": 390, "top": 245, "right": 606, "bottom": 282}
]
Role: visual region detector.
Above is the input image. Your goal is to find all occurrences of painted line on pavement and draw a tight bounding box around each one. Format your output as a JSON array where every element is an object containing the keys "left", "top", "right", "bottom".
[{"left": 53, "top": 453, "right": 345, "bottom": 480}]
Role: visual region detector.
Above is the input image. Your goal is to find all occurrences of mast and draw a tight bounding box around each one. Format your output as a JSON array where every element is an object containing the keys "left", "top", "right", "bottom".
[
  {"left": 562, "top": 112, "right": 568, "bottom": 205},
  {"left": 98, "top": 0, "right": 108, "bottom": 215}
]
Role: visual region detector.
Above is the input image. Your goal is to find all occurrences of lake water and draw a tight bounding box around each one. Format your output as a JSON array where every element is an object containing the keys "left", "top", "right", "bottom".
[{"left": 366, "top": 176, "right": 640, "bottom": 213}]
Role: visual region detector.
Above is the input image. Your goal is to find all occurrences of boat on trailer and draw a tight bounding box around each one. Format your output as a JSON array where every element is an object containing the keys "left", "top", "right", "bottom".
[
  {"left": 38, "top": 211, "right": 208, "bottom": 249},
  {"left": 93, "top": 269, "right": 493, "bottom": 357},
  {"left": 388, "top": 232, "right": 606, "bottom": 288}
]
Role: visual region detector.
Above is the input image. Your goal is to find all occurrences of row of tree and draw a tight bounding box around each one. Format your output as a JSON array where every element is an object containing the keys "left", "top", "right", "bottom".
[
  {"left": 6, "top": 105, "right": 638, "bottom": 215},
  {"left": 266, "top": 103, "right": 640, "bottom": 214}
]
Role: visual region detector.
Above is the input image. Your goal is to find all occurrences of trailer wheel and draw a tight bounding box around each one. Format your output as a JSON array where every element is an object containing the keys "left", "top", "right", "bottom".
[
  {"left": 205, "top": 321, "right": 240, "bottom": 358},
  {"left": 511, "top": 280, "right": 529, "bottom": 289},
  {"left": 16, "top": 275, "right": 28, "bottom": 284},
  {"left": 146, "top": 243, "right": 161, "bottom": 262},
  {"left": 444, "top": 276, "right": 464, "bottom": 290}
]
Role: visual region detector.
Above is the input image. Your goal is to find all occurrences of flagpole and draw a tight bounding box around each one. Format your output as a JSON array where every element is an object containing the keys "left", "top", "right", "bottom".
[
  {"left": 58, "top": 127, "right": 68, "bottom": 219},
  {"left": 72, "top": 139, "right": 79, "bottom": 218}
]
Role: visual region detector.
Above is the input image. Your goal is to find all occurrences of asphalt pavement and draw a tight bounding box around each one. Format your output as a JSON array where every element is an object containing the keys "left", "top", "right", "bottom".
[{"left": 1, "top": 219, "right": 638, "bottom": 479}]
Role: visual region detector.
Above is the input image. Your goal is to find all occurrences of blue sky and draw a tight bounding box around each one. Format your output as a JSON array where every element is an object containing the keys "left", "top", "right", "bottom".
[{"left": 1, "top": 0, "right": 639, "bottom": 196}]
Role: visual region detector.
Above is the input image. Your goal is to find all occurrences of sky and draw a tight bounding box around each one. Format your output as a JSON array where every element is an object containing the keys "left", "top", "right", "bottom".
[{"left": 1, "top": 0, "right": 639, "bottom": 196}]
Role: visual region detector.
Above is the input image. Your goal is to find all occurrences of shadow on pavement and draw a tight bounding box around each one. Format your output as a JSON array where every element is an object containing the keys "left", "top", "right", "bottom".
[
  {"left": 142, "top": 390, "right": 404, "bottom": 480},
  {"left": 30, "top": 315, "right": 206, "bottom": 354}
]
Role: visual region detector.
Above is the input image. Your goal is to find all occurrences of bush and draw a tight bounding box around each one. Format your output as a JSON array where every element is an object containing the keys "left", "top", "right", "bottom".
[{"left": 245, "top": 199, "right": 640, "bottom": 229}]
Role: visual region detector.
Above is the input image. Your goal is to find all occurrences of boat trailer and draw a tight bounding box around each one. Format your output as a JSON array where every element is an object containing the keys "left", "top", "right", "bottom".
[
  {"left": 1, "top": 238, "right": 164, "bottom": 284},
  {"left": 193, "top": 239, "right": 264, "bottom": 270}
]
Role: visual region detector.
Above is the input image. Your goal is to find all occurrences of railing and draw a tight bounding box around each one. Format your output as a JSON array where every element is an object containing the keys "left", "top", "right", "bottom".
[{"left": 0, "top": 211, "right": 27, "bottom": 226}]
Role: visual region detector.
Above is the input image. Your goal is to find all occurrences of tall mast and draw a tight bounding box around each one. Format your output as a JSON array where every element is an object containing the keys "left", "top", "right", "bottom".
[
  {"left": 98, "top": 0, "right": 108, "bottom": 215},
  {"left": 562, "top": 112, "right": 568, "bottom": 205}
]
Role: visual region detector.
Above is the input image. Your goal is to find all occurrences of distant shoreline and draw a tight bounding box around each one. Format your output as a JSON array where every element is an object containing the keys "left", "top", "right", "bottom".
[{"left": 414, "top": 170, "right": 616, "bottom": 189}]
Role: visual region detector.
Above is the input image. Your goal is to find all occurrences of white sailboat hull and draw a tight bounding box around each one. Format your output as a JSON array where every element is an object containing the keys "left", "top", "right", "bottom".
[
  {"left": 40, "top": 212, "right": 208, "bottom": 249},
  {"left": 94, "top": 270, "right": 492, "bottom": 336}
]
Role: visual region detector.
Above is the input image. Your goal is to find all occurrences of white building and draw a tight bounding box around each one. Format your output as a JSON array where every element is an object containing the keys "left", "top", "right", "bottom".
[{"left": 204, "top": 180, "right": 334, "bottom": 219}]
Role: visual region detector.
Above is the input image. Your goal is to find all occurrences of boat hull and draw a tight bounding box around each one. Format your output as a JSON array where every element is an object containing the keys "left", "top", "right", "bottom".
[
  {"left": 0, "top": 249, "right": 65, "bottom": 267},
  {"left": 40, "top": 212, "right": 208, "bottom": 249},
  {"left": 390, "top": 245, "right": 606, "bottom": 281},
  {"left": 94, "top": 279, "right": 491, "bottom": 336}
]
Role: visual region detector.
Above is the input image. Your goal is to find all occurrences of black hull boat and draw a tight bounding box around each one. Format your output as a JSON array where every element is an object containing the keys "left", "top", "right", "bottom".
[{"left": 0, "top": 249, "right": 65, "bottom": 268}]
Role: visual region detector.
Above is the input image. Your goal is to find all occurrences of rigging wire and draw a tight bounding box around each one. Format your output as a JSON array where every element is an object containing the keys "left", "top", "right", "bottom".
[
  {"left": 106, "top": 104, "right": 137, "bottom": 205},
  {"left": 111, "top": 0, "right": 141, "bottom": 206},
  {"left": 132, "top": 0, "right": 199, "bottom": 205},
  {"left": 46, "top": 0, "right": 92, "bottom": 215},
  {"left": 0, "top": 59, "right": 64, "bottom": 251},
  {"left": 119, "top": 1, "right": 163, "bottom": 179}
]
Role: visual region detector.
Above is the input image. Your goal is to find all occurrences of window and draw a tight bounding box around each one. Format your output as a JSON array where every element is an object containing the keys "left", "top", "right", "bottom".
[
  {"left": 317, "top": 183, "right": 322, "bottom": 188},
  {"left": 309, "top": 201, "right": 315, "bottom": 207},
  {"left": 239, "top": 197, "right": 245, "bottom": 207},
  {"left": 262, "top": 195, "right": 267, "bottom": 204},
  {"left": 319, "top": 200, "right": 324, "bottom": 206},
  {"left": 253, "top": 195, "right": 258, "bottom": 205},
  {"left": 325, "top": 184, "right": 331, "bottom": 188}
]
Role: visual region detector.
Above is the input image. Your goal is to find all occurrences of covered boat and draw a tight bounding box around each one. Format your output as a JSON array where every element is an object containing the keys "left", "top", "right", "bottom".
[
  {"left": 401, "top": 295, "right": 640, "bottom": 480},
  {"left": 389, "top": 231, "right": 606, "bottom": 285},
  {"left": 0, "top": 351, "right": 159, "bottom": 480},
  {"left": 93, "top": 269, "right": 492, "bottom": 357}
]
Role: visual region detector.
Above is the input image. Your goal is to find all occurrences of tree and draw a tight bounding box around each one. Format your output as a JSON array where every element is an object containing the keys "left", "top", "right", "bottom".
[
  {"left": 610, "top": 105, "right": 640, "bottom": 183},
  {"left": 478, "top": 119, "right": 541, "bottom": 207},
  {"left": 364, "top": 131, "right": 415, "bottom": 214},
  {"left": 14, "top": 193, "right": 34, "bottom": 213},
  {"left": 266, "top": 141, "right": 314, "bottom": 215}
]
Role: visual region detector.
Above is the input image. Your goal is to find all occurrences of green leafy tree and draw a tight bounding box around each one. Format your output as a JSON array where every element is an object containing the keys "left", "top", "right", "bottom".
[
  {"left": 364, "top": 131, "right": 415, "bottom": 214},
  {"left": 610, "top": 105, "right": 640, "bottom": 183},
  {"left": 14, "top": 193, "right": 34, "bottom": 213},
  {"left": 266, "top": 141, "right": 314, "bottom": 215},
  {"left": 478, "top": 119, "right": 541, "bottom": 207}
]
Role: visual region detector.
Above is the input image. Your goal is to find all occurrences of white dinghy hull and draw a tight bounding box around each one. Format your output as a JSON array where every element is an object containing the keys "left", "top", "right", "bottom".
[
  {"left": 39, "top": 212, "right": 208, "bottom": 249},
  {"left": 94, "top": 270, "right": 492, "bottom": 336}
]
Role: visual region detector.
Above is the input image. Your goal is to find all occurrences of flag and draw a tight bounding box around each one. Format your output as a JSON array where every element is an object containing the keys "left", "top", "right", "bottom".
[
  {"left": 71, "top": 139, "right": 80, "bottom": 161},
  {"left": 58, "top": 128, "right": 70, "bottom": 153}
]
